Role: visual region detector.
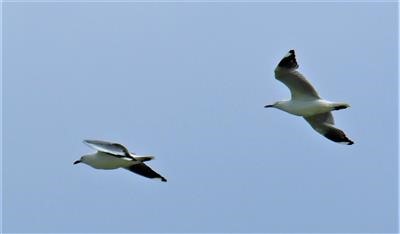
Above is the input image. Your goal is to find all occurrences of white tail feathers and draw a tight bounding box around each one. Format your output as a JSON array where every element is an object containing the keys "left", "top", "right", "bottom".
[
  {"left": 333, "top": 103, "right": 350, "bottom": 111},
  {"left": 134, "top": 156, "right": 155, "bottom": 162}
]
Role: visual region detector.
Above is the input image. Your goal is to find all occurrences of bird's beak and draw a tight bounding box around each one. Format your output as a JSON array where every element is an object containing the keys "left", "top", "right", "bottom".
[
  {"left": 73, "top": 160, "right": 81, "bottom": 165},
  {"left": 264, "top": 104, "right": 274, "bottom": 108}
]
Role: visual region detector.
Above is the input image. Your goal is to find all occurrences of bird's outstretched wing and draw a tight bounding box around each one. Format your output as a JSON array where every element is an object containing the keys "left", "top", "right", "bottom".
[
  {"left": 83, "top": 139, "right": 135, "bottom": 158},
  {"left": 124, "top": 163, "right": 167, "bottom": 182},
  {"left": 274, "top": 50, "right": 320, "bottom": 100},
  {"left": 304, "top": 112, "right": 354, "bottom": 145}
]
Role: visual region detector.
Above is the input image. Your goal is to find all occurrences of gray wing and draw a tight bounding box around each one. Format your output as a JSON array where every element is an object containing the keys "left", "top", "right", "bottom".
[
  {"left": 83, "top": 139, "right": 135, "bottom": 158},
  {"left": 124, "top": 163, "right": 167, "bottom": 182},
  {"left": 274, "top": 50, "right": 320, "bottom": 100},
  {"left": 304, "top": 112, "right": 354, "bottom": 145}
]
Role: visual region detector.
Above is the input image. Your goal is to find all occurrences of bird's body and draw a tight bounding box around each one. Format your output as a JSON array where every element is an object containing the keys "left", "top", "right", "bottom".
[
  {"left": 271, "top": 99, "right": 348, "bottom": 117},
  {"left": 74, "top": 140, "right": 167, "bottom": 182},
  {"left": 265, "top": 50, "right": 354, "bottom": 145},
  {"left": 80, "top": 152, "right": 138, "bottom": 169}
]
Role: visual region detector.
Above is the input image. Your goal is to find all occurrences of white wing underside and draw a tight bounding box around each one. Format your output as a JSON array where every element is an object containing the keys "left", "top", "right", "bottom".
[
  {"left": 304, "top": 112, "right": 335, "bottom": 130},
  {"left": 83, "top": 139, "right": 135, "bottom": 157},
  {"left": 275, "top": 68, "right": 321, "bottom": 101},
  {"left": 304, "top": 112, "right": 352, "bottom": 144}
]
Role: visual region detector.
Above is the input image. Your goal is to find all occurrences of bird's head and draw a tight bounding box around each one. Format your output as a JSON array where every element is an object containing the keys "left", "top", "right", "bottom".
[
  {"left": 73, "top": 155, "right": 89, "bottom": 165},
  {"left": 264, "top": 101, "right": 284, "bottom": 109},
  {"left": 264, "top": 103, "right": 275, "bottom": 108}
]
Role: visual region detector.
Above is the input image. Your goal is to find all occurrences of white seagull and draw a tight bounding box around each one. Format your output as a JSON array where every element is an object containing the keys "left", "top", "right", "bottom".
[
  {"left": 264, "top": 50, "right": 354, "bottom": 145},
  {"left": 74, "top": 140, "right": 167, "bottom": 182}
]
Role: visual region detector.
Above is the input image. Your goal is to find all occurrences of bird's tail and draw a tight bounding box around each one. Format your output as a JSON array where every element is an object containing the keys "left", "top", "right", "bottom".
[
  {"left": 135, "top": 155, "right": 155, "bottom": 162},
  {"left": 333, "top": 102, "right": 350, "bottom": 111}
]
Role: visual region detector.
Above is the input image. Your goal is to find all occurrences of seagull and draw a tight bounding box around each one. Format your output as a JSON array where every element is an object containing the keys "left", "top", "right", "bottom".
[
  {"left": 74, "top": 140, "right": 167, "bottom": 182},
  {"left": 264, "top": 50, "right": 354, "bottom": 145}
]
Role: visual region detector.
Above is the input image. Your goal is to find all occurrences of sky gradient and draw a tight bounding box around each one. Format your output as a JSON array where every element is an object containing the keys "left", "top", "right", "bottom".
[{"left": 3, "top": 2, "right": 398, "bottom": 233}]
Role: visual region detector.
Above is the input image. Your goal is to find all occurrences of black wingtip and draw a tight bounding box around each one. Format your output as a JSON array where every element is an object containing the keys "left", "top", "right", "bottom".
[
  {"left": 160, "top": 177, "right": 167, "bottom": 182},
  {"left": 278, "top": 49, "right": 299, "bottom": 69},
  {"left": 324, "top": 129, "right": 354, "bottom": 145}
]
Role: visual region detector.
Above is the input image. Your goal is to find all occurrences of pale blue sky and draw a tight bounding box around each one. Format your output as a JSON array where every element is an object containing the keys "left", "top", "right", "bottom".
[{"left": 3, "top": 2, "right": 398, "bottom": 233}]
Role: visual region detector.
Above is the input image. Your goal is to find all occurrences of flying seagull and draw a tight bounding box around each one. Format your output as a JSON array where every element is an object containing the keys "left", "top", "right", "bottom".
[
  {"left": 264, "top": 50, "right": 354, "bottom": 145},
  {"left": 74, "top": 140, "right": 167, "bottom": 182}
]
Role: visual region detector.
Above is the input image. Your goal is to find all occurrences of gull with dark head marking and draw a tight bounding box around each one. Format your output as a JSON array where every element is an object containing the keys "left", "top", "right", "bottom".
[
  {"left": 264, "top": 50, "right": 354, "bottom": 145},
  {"left": 74, "top": 140, "right": 167, "bottom": 182}
]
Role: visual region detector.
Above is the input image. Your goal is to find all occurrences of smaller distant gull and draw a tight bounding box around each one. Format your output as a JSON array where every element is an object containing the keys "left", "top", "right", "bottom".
[
  {"left": 264, "top": 50, "right": 354, "bottom": 145},
  {"left": 74, "top": 140, "right": 167, "bottom": 182}
]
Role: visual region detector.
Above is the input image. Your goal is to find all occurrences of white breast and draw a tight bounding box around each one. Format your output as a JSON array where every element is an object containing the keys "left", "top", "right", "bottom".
[
  {"left": 278, "top": 100, "right": 333, "bottom": 117},
  {"left": 83, "top": 152, "right": 137, "bottom": 169}
]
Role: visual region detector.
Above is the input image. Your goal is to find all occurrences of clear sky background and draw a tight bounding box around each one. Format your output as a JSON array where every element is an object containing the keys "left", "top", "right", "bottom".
[{"left": 3, "top": 2, "right": 398, "bottom": 233}]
